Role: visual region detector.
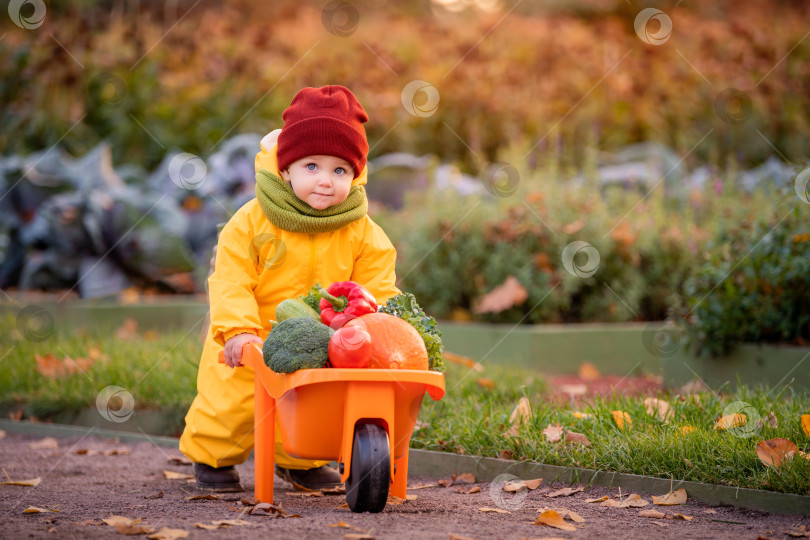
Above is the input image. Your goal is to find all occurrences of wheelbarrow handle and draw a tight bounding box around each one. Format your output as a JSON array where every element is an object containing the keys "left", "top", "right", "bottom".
[{"left": 217, "top": 343, "right": 263, "bottom": 367}]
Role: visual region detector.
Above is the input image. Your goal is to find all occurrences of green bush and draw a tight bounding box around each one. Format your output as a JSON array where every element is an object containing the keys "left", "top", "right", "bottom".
[{"left": 682, "top": 199, "right": 810, "bottom": 356}]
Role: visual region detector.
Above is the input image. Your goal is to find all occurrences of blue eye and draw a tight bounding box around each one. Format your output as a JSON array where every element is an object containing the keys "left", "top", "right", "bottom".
[
  {"left": 306, "top": 163, "right": 317, "bottom": 171},
  {"left": 334, "top": 167, "right": 346, "bottom": 175}
]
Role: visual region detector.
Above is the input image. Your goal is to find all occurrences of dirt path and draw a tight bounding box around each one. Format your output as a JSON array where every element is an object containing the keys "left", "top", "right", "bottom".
[{"left": 1, "top": 432, "right": 807, "bottom": 539}]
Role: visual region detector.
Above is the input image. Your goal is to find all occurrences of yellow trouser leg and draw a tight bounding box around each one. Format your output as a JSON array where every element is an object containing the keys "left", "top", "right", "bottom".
[{"left": 180, "top": 339, "right": 326, "bottom": 470}]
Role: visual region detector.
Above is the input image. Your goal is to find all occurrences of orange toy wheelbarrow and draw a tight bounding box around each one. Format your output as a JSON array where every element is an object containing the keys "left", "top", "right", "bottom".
[{"left": 219, "top": 344, "right": 445, "bottom": 512}]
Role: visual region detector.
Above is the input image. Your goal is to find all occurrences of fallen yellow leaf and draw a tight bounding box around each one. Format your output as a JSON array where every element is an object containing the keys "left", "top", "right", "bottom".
[
  {"left": 102, "top": 516, "right": 141, "bottom": 527},
  {"left": 146, "top": 527, "right": 189, "bottom": 540},
  {"left": 28, "top": 437, "right": 59, "bottom": 450},
  {"left": 572, "top": 411, "right": 592, "bottom": 420},
  {"left": 585, "top": 495, "right": 608, "bottom": 503},
  {"left": 542, "top": 423, "right": 564, "bottom": 442},
  {"left": 525, "top": 478, "right": 543, "bottom": 490},
  {"left": 639, "top": 509, "right": 666, "bottom": 518},
  {"left": 756, "top": 438, "right": 798, "bottom": 469},
  {"left": 564, "top": 431, "right": 591, "bottom": 446},
  {"left": 506, "top": 397, "right": 531, "bottom": 437},
  {"left": 0, "top": 429, "right": 6, "bottom": 438},
  {"left": 479, "top": 507, "right": 510, "bottom": 514},
  {"left": 611, "top": 411, "right": 632, "bottom": 430},
  {"left": 407, "top": 483, "right": 436, "bottom": 490},
  {"left": 681, "top": 426, "right": 695, "bottom": 435},
  {"left": 578, "top": 362, "right": 600, "bottom": 381},
  {"left": 187, "top": 494, "right": 221, "bottom": 500},
  {"left": 162, "top": 470, "right": 194, "bottom": 480},
  {"left": 115, "top": 523, "right": 154, "bottom": 535},
  {"left": 538, "top": 507, "right": 585, "bottom": 523},
  {"left": 455, "top": 472, "right": 475, "bottom": 484},
  {"left": 652, "top": 488, "right": 687, "bottom": 506},
  {"left": 503, "top": 481, "right": 526, "bottom": 493},
  {"left": 534, "top": 510, "right": 577, "bottom": 531},
  {"left": 605, "top": 494, "right": 649, "bottom": 508},
  {"left": 644, "top": 398, "right": 673, "bottom": 423},
  {"left": 669, "top": 513, "right": 693, "bottom": 521},
  {"left": 23, "top": 507, "right": 58, "bottom": 513},
  {"left": 1, "top": 477, "right": 41, "bottom": 487},
  {"left": 802, "top": 414, "right": 810, "bottom": 437},
  {"left": 714, "top": 413, "right": 746, "bottom": 431},
  {"left": 545, "top": 486, "right": 584, "bottom": 498}
]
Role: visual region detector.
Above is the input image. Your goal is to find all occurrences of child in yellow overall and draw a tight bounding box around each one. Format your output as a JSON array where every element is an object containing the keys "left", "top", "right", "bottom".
[{"left": 179, "top": 85, "right": 400, "bottom": 492}]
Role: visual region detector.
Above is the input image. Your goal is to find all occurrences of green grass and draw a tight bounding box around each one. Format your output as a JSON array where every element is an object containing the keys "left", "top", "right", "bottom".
[
  {"left": 2, "top": 315, "right": 808, "bottom": 495},
  {"left": 414, "top": 363, "right": 810, "bottom": 496},
  {"left": 0, "top": 314, "right": 201, "bottom": 420}
]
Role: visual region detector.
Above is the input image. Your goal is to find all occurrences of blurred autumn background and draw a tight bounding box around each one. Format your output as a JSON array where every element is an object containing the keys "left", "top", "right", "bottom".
[{"left": 1, "top": 0, "right": 809, "bottom": 353}]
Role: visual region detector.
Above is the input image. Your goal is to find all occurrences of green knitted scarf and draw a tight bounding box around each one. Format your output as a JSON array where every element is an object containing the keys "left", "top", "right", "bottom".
[{"left": 254, "top": 168, "right": 368, "bottom": 233}]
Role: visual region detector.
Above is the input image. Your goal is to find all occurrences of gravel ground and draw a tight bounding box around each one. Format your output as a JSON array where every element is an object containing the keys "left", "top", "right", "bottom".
[{"left": 1, "top": 432, "right": 808, "bottom": 540}]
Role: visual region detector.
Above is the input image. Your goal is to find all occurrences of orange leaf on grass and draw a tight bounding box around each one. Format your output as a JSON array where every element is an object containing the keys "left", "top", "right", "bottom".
[
  {"left": 564, "top": 431, "right": 591, "bottom": 446},
  {"left": 35, "top": 354, "right": 94, "bottom": 379},
  {"left": 542, "top": 423, "right": 563, "bottom": 442},
  {"left": 476, "top": 378, "right": 495, "bottom": 389},
  {"left": 755, "top": 438, "right": 798, "bottom": 469},
  {"left": 714, "top": 413, "right": 746, "bottom": 431},
  {"left": 506, "top": 397, "right": 531, "bottom": 438},
  {"left": 644, "top": 398, "right": 673, "bottom": 423},
  {"left": 802, "top": 415, "right": 810, "bottom": 437},
  {"left": 611, "top": 411, "right": 632, "bottom": 430}
]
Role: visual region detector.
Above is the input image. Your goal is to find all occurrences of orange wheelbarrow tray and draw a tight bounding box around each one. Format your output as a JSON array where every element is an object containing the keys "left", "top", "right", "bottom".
[{"left": 220, "top": 343, "right": 445, "bottom": 513}]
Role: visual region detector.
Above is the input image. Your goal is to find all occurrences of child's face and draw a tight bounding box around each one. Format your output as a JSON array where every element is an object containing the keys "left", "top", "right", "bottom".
[{"left": 280, "top": 155, "right": 354, "bottom": 210}]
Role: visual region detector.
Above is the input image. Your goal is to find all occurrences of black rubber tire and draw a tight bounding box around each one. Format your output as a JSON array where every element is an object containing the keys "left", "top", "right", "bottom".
[{"left": 345, "top": 423, "right": 390, "bottom": 513}]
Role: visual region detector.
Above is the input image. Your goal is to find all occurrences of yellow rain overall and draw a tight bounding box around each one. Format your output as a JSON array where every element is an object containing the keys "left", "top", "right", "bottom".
[{"left": 179, "top": 137, "right": 400, "bottom": 469}]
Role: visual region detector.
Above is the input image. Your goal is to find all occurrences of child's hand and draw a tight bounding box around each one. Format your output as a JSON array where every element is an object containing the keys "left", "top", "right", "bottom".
[{"left": 223, "top": 333, "right": 263, "bottom": 368}]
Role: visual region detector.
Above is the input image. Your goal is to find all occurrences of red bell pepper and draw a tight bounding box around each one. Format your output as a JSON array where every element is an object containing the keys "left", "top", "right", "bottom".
[{"left": 318, "top": 281, "right": 378, "bottom": 329}]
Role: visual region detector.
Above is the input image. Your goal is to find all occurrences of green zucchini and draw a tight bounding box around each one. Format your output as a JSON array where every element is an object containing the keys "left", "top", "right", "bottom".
[{"left": 275, "top": 298, "right": 321, "bottom": 324}]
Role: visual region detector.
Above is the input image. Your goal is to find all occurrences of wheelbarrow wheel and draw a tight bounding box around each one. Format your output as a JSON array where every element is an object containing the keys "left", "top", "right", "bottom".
[{"left": 346, "top": 423, "right": 390, "bottom": 513}]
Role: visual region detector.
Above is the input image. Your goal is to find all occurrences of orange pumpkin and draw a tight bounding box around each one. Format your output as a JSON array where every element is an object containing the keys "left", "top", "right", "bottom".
[{"left": 345, "top": 313, "right": 428, "bottom": 370}]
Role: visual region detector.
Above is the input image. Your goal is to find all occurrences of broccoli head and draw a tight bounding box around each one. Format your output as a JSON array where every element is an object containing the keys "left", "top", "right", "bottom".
[{"left": 263, "top": 317, "right": 334, "bottom": 373}]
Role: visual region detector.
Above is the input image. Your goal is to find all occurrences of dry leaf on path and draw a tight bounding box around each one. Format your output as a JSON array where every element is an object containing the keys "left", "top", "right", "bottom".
[
  {"left": 1, "top": 477, "right": 41, "bottom": 486},
  {"left": 503, "top": 481, "right": 526, "bottom": 493},
  {"left": 534, "top": 510, "right": 577, "bottom": 531},
  {"left": 652, "top": 488, "right": 687, "bottom": 506},
  {"left": 537, "top": 507, "right": 585, "bottom": 523},
  {"left": 473, "top": 276, "right": 528, "bottom": 314},
  {"left": 802, "top": 415, "right": 810, "bottom": 437},
  {"left": 703, "top": 509, "right": 717, "bottom": 514},
  {"left": 448, "top": 534, "right": 475, "bottom": 540},
  {"left": 603, "top": 494, "right": 649, "bottom": 508},
  {"left": 343, "top": 535, "right": 375, "bottom": 540},
  {"left": 479, "top": 507, "right": 510, "bottom": 514},
  {"left": 23, "top": 507, "right": 58, "bottom": 513},
  {"left": 756, "top": 438, "right": 798, "bottom": 468},
  {"left": 545, "top": 486, "right": 584, "bottom": 498},
  {"left": 187, "top": 494, "right": 221, "bottom": 501},
  {"left": 407, "top": 483, "right": 436, "bottom": 490},
  {"left": 146, "top": 527, "right": 188, "bottom": 540},
  {"left": 28, "top": 437, "right": 59, "bottom": 449},
  {"left": 437, "top": 475, "right": 455, "bottom": 487},
  {"left": 611, "top": 411, "right": 632, "bottom": 430},
  {"left": 644, "top": 398, "right": 673, "bottom": 423},
  {"left": 115, "top": 523, "right": 155, "bottom": 535},
  {"left": 455, "top": 473, "right": 475, "bottom": 484},
  {"left": 105, "top": 448, "right": 130, "bottom": 455},
  {"left": 714, "top": 413, "right": 746, "bottom": 431},
  {"left": 102, "top": 516, "right": 141, "bottom": 527},
  {"left": 322, "top": 485, "right": 346, "bottom": 494},
  {"left": 578, "top": 362, "right": 600, "bottom": 381},
  {"left": 585, "top": 495, "right": 608, "bottom": 503},
  {"left": 194, "top": 520, "right": 250, "bottom": 529},
  {"left": 524, "top": 478, "right": 543, "bottom": 490},
  {"left": 387, "top": 495, "right": 417, "bottom": 505},
  {"left": 0, "top": 429, "right": 6, "bottom": 438},
  {"left": 668, "top": 513, "right": 693, "bottom": 521},
  {"left": 564, "top": 431, "right": 591, "bottom": 446},
  {"left": 163, "top": 470, "right": 194, "bottom": 480},
  {"left": 542, "top": 423, "right": 563, "bottom": 442},
  {"left": 506, "top": 397, "right": 531, "bottom": 437},
  {"left": 168, "top": 456, "right": 192, "bottom": 465},
  {"left": 639, "top": 509, "right": 666, "bottom": 519},
  {"left": 289, "top": 491, "right": 323, "bottom": 498}
]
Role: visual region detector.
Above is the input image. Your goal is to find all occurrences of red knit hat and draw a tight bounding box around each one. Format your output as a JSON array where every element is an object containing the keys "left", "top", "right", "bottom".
[{"left": 276, "top": 85, "right": 369, "bottom": 179}]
